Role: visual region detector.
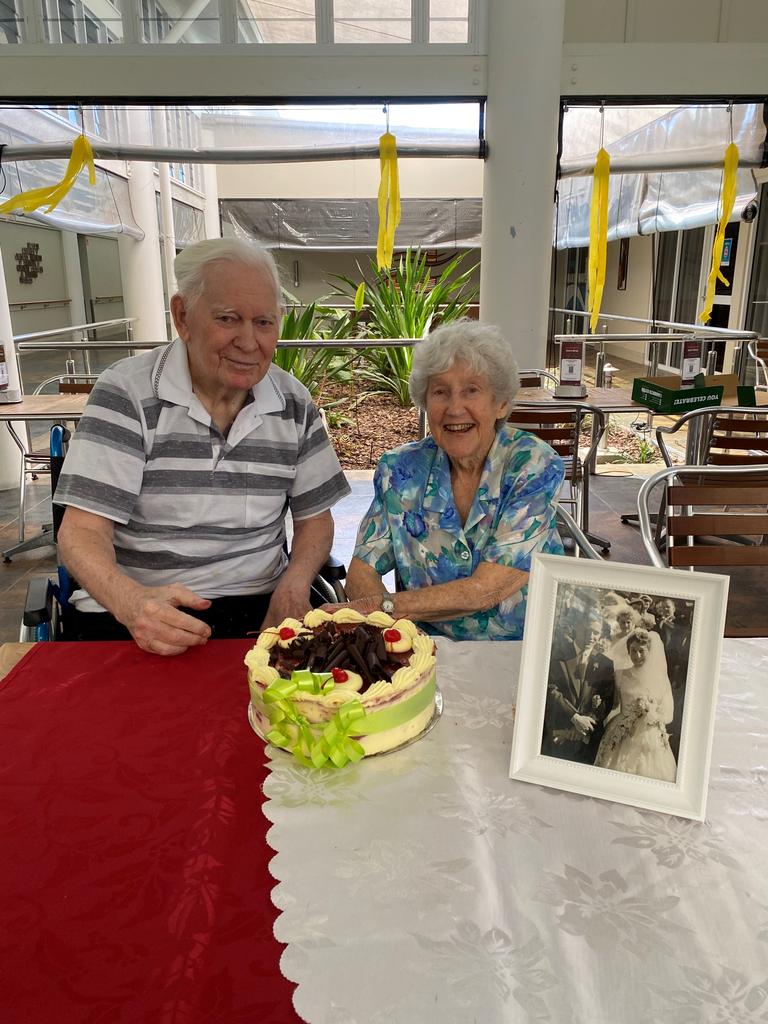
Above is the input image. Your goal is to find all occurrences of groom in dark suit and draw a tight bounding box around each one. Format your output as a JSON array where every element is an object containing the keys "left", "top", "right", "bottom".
[
  {"left": 653, "top": 598, "right": 690, "bottom": 759},
  {"left": 542, "top": 616, "right": 616, "bottom": 765}
]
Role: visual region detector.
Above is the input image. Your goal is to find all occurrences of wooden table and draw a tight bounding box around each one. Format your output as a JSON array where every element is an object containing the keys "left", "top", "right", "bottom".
[
  {"left": 515, "top": 383, "right": 639, "bottom": 412},
  {"left": 1, "top": 394, "right": 89, "bottom": 562},
  {"left": 0, "top": 642, "right": 33, "bottom": 681},
  {"left": 0, "top": 393, "right": 89, "bottom": 422}
]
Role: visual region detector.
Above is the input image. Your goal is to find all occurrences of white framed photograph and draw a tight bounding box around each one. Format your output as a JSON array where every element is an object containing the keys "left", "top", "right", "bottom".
[{"left": 510, "top": 554, "right": 730, "bottom": 820}]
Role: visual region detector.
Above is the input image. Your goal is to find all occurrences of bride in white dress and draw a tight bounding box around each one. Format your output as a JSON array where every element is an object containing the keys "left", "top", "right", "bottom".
[{"left": 595, "top": 628, "right": 677, "bottom": 782}]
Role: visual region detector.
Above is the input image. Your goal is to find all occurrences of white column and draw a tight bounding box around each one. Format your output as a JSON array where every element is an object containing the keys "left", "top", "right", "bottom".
[
  {"left": 0, "top": 247, "right": 23, "bottom": 489},
  {"left": 201, "top": 130, "right": 221, "bottom": 239},
  {"left": 60, "top": 230, "right": 87, "bottom": 326},
  {"left": 480, "top": 0, "right": 565, "bottom": 369},
  {"left": 158, "top": 162, "right": 177, "bottom": 302},
  {"left": 117, "top": 108, "right": 169, "bottom": 343}
]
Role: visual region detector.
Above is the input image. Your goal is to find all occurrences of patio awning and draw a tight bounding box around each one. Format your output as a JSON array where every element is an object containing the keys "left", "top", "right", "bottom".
[{"left": 556, "top": 102, "right": 767, "bottom": 249}]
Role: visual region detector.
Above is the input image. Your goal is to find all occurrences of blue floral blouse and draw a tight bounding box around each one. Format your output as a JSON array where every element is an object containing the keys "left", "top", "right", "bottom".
[{"left": 353, "top": 423, "right": 565, "bottom": 641}]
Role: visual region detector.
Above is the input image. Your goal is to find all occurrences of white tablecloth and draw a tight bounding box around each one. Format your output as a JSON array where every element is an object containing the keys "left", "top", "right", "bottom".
[{"left": 263, "top": 638, "right": 768, "bottom": 1024}]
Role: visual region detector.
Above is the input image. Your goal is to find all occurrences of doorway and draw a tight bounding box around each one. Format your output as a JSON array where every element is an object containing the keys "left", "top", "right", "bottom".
[{"left": 653, "top": 226, "right": 707, "bottom": 372}]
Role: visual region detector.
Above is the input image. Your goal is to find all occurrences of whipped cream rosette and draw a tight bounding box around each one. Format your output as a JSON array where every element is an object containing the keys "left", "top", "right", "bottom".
[{"left": 245, "top": 609, "right": 438, "bottom": 768}]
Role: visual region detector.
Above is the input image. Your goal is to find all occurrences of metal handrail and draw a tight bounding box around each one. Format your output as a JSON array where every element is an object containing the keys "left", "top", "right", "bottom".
[
  {"left": 14, "top": 318, "right": 138, "bottom": 344},
  {"left": 17, "top": 340, "right": 160, "bottom": 352},
  {"left": 554, "top": 328, "right": 757, "bottom": 381},
  {"left": 550, "top": 307, "right": 758, "bottom": 340},
  {"left": 17, "top": 337, "right": 422, "bottom": 353}
]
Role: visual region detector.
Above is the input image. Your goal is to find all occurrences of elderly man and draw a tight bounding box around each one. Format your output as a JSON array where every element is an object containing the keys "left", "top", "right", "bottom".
[{"left": 56, "top": 238, "right": 349, "bottom": 655}]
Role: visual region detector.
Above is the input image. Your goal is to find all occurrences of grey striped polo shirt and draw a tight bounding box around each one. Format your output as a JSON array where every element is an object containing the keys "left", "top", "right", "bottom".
[{"left": 55, "top": 339, "right": 350, "bottom": 604}]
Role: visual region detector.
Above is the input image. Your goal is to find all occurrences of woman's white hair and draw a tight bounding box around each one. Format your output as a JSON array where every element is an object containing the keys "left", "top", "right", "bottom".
[
  {"left": 408, "top": 319, "right": 520, "bottom": 411},
  {"left": 173, "top": 238, "right": 283, "bottom": 310}
]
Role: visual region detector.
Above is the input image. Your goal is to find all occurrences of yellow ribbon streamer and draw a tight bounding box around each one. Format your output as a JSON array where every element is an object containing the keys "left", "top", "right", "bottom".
[
  {"left": 699, "top": 142, "right": 740, "bottom": 325},
  {"left": 376, "top": 132, "right": 401, "bottom": 270},
  {"left": 0, "top": 134, "right": 96, "bottom": 216},
  {"left": 587, "top": 147, "right": 611, "bottom": 334}
]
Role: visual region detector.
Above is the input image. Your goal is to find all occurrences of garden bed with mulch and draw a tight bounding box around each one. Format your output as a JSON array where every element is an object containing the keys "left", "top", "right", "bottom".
[{"left": 321, "top": 387, "right": 666, "bottom": 470}]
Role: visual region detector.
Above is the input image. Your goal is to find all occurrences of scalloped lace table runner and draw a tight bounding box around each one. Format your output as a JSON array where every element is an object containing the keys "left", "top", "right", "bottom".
[{"left": 263, "top": 638, "right": 768, "bottom": 1024}]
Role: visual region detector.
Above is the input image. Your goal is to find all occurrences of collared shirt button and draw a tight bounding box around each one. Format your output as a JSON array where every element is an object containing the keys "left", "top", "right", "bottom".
[{"left": 460, "top": 550, "right": 470, "bottom": 561}]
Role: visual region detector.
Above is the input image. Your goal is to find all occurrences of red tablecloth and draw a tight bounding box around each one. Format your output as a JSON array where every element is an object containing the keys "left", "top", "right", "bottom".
[{"left": 0, "top": 640, "right": 302, "bottom": 1024}]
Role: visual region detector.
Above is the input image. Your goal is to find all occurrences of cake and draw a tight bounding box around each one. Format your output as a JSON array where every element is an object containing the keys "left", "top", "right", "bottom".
[{"left": 245, "top": 608, "right": 438, "bottom": 768}]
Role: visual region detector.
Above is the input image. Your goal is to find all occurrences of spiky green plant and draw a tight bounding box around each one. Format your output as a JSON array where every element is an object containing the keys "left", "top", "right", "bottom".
[
  {"left": 330, "top": 248, "right": 479, "bottom": 406},
  {"left": 273, "top": 302, "right": 356, "bottom": 401}
]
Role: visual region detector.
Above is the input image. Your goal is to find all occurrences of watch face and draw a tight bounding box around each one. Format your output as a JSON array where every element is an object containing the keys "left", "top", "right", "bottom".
[{"left": 381, "top": 598, "right": 395, "bottom": 614}]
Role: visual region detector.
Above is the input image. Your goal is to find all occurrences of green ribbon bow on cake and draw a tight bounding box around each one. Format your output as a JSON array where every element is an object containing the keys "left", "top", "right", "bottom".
[{"left": 263, "top": 670, "right": 366, "bottom": 769}]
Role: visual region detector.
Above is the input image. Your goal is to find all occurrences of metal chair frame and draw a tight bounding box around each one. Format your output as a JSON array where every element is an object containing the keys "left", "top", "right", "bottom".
[
  {"left": 4, "top": 375, "right": 99, "bottom": 561},
  {"left": 637, "top": 463, "right": 768, "bottom": 571},
  {"left": 748, "top": 339, "right": 768, "bottom": 393},
  {"left": 655, "top": 405, "right": 768, "bottom": 469},
  {"left": 554, "top": 505, "right": 602, "bottom": 559},
  {"left": 518, "top": 368, "right": 559, "bottom": 389},
  {"left": 507, "top": 401, "right": 609, "bottom": 550}
]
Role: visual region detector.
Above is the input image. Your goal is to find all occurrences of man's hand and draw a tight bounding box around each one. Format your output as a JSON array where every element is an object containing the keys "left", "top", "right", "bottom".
[
  {"left": 261, "top": 578, "right": 312, "bottom": 629},
  {"left": 571, "top": 713, "right": 596, "bottom": 736},
  {"left": 116, "top": 583, "right": 212, "bottom": 656}
]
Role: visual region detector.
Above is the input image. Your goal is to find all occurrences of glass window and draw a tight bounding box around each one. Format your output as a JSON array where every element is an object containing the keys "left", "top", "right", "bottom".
[
  {"left": 334, "top": 0, "right": 411, "bottom": 43},
  {"left": 59, "top": 0, "right": 77, "bottom": 42},
  {"left": 745, "top": 183, "right": 768, "bottom": 346},
  {"left": 334, "top": 19, "right": 411, "bottom": 43},
  {"left": 335, "top": 0, "right": 410, "bottom": 14},
  {"left": 429, "top": 19, "right": 468, "bottom": 42},
  {"left": 0, "top": 0, "right": 21, "bottom": 43},
  {"left": 141, "top": 0, "right": 171, "bottom": 41},
  {"left": 430, "top": 0, "right": 469, "bottom": 12},
  {"left": 675, "top": 227, "right": 705, "bottom": 325},
  {"left": 84, "top": 13, "right": 100, "bottom": 42},
  {"left": 239, "top": 0, "right": 315, "bottom": 44},
  {"left": 429, "top": 0, "right": 469, "bottom": 43}
]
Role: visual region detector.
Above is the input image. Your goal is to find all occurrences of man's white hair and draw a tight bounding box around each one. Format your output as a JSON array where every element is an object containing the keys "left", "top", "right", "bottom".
[{"left": 173, "top": 238, "right": 283, "bottom": 310}]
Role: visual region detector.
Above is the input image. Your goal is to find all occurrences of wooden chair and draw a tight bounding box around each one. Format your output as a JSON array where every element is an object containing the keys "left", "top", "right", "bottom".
[
  {"left": 637, "top": 464, "right": 768, "bottom": 571},
  {"left": 656, "top": 405, "right": 768, "bottom": 468},
  {"left": 507, "top": 402, "right": 608, "bottom": 548}
]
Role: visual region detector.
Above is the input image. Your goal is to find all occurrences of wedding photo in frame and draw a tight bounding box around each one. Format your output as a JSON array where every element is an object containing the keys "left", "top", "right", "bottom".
[{"left": 510, "top": 554, "right": 729, "bottom": 820}]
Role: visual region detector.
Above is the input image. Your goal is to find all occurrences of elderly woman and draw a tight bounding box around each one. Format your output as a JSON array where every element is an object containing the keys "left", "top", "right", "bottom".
[
  {"left": 56, "top": 238, "right": 349, "bottom": 654},
  {"left": 339, "top": 320, "right": 565, "bottom": 640}
]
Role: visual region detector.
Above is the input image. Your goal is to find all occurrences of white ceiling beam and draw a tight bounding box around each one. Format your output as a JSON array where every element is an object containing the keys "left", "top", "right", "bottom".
[
  {"left": 0, "top": 51, "right": 489, "bottom": 98},
  {"left": 562, "top": 43, "right": 768, "bottom": 97}
]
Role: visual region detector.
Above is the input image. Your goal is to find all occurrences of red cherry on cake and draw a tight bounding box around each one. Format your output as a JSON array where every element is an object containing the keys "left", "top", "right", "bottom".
[
  {"left": 383, "top": 629, "right": 402, "bottom": 643},
  {"left": 279, "top": 627, "right": 296, "bottom": 641},
  {"left": 331, "top": 668, "right": 349, "bottom": 683}
]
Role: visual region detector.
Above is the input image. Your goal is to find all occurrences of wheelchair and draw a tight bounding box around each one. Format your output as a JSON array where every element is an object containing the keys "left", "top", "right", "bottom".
[{"left": 21, "top": 425, "right": 348, "bottom": 642}]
